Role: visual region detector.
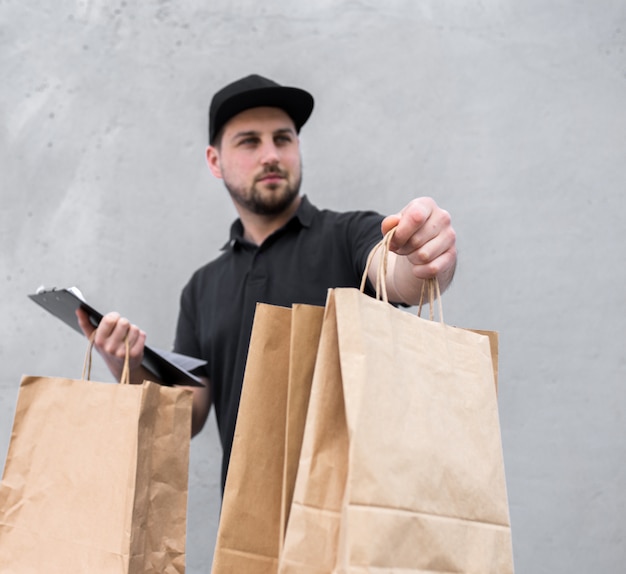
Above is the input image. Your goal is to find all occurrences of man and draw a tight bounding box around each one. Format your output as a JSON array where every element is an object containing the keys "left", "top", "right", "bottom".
[{"left": 77, "top": 74, "right": 457, "bottom": 490}]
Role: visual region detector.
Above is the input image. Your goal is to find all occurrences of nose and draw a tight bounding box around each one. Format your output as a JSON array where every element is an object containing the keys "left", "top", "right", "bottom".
[{"left": 260, "top": 141, "right": 280, "bottom": 166}]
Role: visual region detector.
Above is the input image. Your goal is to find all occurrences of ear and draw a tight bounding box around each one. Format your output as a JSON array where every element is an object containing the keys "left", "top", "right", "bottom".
[{"left": 206, "top": 146, "right": 223, "bottom": 179}]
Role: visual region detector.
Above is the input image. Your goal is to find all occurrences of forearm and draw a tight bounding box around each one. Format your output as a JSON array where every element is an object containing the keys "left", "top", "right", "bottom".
[{"left": 183, "top": 378, "right": 211, "bottom": 437}]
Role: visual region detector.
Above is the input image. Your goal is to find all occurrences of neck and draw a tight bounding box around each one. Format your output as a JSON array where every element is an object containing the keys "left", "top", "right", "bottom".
[{"left": 237, "top": 195, "right": 302, "bottom": 246}]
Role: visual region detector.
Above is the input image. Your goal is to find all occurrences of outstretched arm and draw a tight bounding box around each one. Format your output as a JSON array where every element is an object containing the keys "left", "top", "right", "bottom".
[{"left": 368, "top": 197, "right": 457, "bottom": 306}]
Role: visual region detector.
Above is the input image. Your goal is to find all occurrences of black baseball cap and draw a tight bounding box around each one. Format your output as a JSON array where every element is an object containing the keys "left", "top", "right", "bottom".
[{"left": 208, "top": 74, "right": 314, "bottom": 144}]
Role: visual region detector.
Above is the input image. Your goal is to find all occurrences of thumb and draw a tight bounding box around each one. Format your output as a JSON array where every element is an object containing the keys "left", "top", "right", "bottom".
[
  {"left": 381, "top": 214, "right": 401, "bottom": 236},
  {"left": 76, "top": 308, "right": 96, "bottom": 338}
]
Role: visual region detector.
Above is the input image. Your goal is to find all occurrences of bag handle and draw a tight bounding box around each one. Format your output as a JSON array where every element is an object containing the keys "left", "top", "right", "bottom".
[
  {"left": 81, "top": 332, "right": 131, "bottom": 385},
  {"left": 360, "top": 227, "right": 395, "bottom": 302},
  {"left": 361, "top": 227, "right": 444, "bottom": 322},
  {"left": 417, "top": 277, "right": 444, "bottom": 323}
]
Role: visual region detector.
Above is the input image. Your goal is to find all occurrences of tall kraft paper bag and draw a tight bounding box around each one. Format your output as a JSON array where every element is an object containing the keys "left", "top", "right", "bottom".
[
  {"left": 279, "top": 238, "right": 514, "bottom": 573},
  {"left": 280, "top": 304, "right": 325, "bottom": 548},
  {"left": 0, "top": 346, "right": 193, "bottom": 573},
  {"left": 211, "top": 303, "right": 324, "bottom": 574}
]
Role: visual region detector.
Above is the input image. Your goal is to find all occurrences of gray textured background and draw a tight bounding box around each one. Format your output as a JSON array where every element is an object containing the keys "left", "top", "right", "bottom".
[{"left": 1, "top": 1, "right": 625, "bottom": 572}]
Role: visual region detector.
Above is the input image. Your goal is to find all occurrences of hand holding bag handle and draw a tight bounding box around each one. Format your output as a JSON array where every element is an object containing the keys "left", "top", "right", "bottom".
[
  {"left": 362, "top": 227, "right": 499, "bottom": 390},
  {"left": 0, "top": 329, "right": 192, "bottom": 572},
  {"left": 82, "top": 332, "right": 131, "bottom": 385},
  {"left": 361, "top": 226, "right": 444, "bottom": 321}
]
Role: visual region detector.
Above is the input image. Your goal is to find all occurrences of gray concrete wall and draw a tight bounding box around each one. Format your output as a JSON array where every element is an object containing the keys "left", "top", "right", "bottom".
[{"left": 1, "top": 1, "right": 625, "bottom": 572}]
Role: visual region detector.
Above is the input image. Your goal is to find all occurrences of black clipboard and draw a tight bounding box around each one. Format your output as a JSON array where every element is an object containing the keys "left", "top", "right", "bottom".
[{"left": 28, "top": 288, "right": 206, "bottom": 387}]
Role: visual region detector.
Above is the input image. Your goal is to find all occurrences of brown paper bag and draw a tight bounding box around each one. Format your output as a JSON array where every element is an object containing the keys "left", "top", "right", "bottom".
[
  {"left": 279, "top": 263, "right": 514, "bottom": 571},
  {"left": 280, "top": 304, "right": 325, "bottom": 544},
  {"left": 0, "top": 346, "right": 193, "bottom": 573},
  {"left": 211, "top": 303, "right": 324, "bottom": 574}
]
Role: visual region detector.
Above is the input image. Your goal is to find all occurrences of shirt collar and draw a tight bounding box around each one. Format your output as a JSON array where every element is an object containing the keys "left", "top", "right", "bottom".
[{"left": 222, "top": 195, "right": 316, "bottom": 250}]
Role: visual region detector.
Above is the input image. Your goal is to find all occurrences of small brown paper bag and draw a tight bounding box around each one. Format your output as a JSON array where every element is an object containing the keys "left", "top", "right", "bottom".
[
  {"left": 211, "top": 303, "right": 324, "bottom": 574},
  {"left": 279, "top": 233, "right": 514, "bottom": 573},
  {"left": 0, "top": 343, "right": 193, "bottom": 573}
]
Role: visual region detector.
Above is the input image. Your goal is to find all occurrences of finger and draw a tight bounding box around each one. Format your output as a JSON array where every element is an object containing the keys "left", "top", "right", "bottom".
[
  {"left": 408, "top": 247, "right": 458, "bottom": 280},
  {"left": 96, "top": 312, "right": 122, "bottom": 340},
  {"left": 390, "top": 201, "right": 437, "bottom": 255},
  {"left": 403, "top": 214, "right": 456, "bottom": 264},
  {"left": 381, "top": 214, "right": 401, "bottom": 236},
  {"left": 128, "top": 330, "right": 147, "bottom": 368},
  {"left": 392, "top": 199, "right": 435, "bottom": 252},
  {"left": 406, "top": 228, "right": 456, "bottom": 265},
  {"left": 95, "top": 313, "right": 131, "bottom": 358},
  {"left": 107, "top": 317, "right": 135, "bottom": 358},
  {"left": 125, "top": 326, "right": 145, "bottom": 356},
  {"left": 113, "top": 321, "right": 145, "bottom": 354},
  {"left": 75, "top": 309, "right": 96, "bottom": 338}
]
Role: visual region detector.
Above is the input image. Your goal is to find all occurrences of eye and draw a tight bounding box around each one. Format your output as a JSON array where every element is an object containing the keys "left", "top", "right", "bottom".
[
  {"left": 275, "top": 134, "right": 293, "bottom": 145},
  {"left": 238, "top": 136, "right": 259, "bottom": 147}
]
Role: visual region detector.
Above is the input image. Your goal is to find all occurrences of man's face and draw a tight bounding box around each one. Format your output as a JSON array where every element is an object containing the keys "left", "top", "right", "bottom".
[{"left": 207, "top": 107, "right": 302, "bottom": 216}]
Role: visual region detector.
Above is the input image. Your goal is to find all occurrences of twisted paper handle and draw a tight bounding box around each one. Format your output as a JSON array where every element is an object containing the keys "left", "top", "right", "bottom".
[
  {"left": 81, "top": 331, "right": 131, "bottom": 384},
  {"left": 417, "top": 277, "right": 444, "bottom": 323},
  {"left": 360, "top": 227, "right": 396, "bottom": 303},
  {"left": 361, "top": 227, "right": 444, "bottom": 322}
]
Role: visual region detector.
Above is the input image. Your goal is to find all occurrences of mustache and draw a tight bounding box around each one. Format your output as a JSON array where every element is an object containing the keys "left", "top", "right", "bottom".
[{"left": 255, "top": 165, "right": 287, "bottom": 181}]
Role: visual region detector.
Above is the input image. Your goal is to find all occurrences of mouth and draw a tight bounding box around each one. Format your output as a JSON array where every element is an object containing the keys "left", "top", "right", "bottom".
[{"left": 257, "top": 172, "right": 286, "bottom": 184}]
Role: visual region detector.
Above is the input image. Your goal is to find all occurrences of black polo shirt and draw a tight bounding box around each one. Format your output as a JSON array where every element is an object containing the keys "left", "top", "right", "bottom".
[{"left": 173, "top": 196, "right": 384, "bottom": 489}]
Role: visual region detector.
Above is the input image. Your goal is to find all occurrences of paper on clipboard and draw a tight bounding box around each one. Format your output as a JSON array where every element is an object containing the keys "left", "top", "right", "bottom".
[{"left": 28, "top": 286, "right": 206, "bottom": 387}]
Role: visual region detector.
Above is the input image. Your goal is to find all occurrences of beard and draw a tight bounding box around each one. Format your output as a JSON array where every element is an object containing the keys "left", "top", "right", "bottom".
[{"left": 224, "top": 165, "right": 302, "bottom": 216}]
